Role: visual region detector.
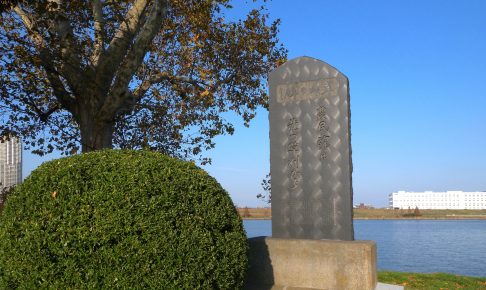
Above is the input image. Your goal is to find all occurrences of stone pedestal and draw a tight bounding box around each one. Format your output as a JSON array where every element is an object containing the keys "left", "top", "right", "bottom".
[{"left": 244, "top": 237, "right": 377, "bottom": 290}]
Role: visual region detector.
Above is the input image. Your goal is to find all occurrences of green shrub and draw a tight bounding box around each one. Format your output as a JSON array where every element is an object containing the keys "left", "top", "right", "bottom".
[{"left": 0, "top": 150, "right": 248, "bottom": 289}]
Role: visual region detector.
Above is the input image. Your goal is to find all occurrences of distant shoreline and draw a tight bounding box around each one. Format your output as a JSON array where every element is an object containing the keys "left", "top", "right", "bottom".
[
  {"left": 238, "top": 207, "right": 486, "bottom": 220},
  {"left": 354, "top": 216, "right": 486, "bottom": 220}
]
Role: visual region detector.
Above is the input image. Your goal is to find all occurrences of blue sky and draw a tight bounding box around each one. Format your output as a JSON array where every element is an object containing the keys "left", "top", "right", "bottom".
[{"left": 23, "top": 0, "right": 486, "bottom": 207}]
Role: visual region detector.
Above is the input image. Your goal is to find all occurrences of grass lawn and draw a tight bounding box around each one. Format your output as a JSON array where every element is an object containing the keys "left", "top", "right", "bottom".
[{"left": 378, "top": 271, "right": 486, "bottom": 290}]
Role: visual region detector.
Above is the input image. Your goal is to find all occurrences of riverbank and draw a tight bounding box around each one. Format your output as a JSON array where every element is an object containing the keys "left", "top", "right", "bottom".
[
  {"left": 237, "top": 208, "right": 486, "bottom": 220},
  {"left": 354, "top": 208, "right": 486, "bottom": 220}
]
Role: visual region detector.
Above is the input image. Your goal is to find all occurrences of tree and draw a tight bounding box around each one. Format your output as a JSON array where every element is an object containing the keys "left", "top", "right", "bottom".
[
  {"left": 414, "top": 206, "right": 421, "bottom": 217},
  {"left": 0, "top": 0, "right": 20, "bottom": 13},
  {"left": 257, "top": 172, "right": 271, "bottom": 203},
  {"left": 242, "top": 206, "right": 250, "bottom": 218},
  {"left": 0, "top": 0, "right": 286, "bottom": 162}
]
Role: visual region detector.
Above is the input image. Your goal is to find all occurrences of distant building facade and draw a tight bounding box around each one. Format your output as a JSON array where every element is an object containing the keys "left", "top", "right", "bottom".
[
  {"left": 353, "top": 203, "right": 374, "bottom": 209},
  {"left": 389, "top": 191, "right": 486, "bottom": 210},
  {"left": 0, "top": 137, "right": 22, "bottom": 191}
]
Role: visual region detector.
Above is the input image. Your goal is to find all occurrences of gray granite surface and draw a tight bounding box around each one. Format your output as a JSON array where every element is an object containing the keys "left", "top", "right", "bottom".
[{"left": 269, "top": 56, "right": 354, "bottom": 240}]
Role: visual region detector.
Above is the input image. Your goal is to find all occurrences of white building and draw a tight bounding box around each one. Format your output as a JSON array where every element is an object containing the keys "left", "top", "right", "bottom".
[
  {"left": 0, "top": 137, "right": 22, "bottom": 191},
  {"left": 389, "top": 191, "right": 486, "bottom": 210}
]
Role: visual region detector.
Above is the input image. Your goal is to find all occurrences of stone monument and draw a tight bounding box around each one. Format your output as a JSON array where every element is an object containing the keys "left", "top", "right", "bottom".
[
  {"left": 269, "top": 56, "right": 354, "bottom": 240},
  {"left": 244, "top": 56, "right": 392, "bottom": 290}
]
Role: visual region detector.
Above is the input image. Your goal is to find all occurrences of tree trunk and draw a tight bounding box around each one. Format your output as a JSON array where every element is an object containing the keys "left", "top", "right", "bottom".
[{"left": 79, "top": 112, "right": 114, "bottom": 153}]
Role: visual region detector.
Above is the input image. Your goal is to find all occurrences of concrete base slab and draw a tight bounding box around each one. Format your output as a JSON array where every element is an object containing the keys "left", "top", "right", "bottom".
[
  {"left": 246, "top": 284, "right": 403, "bottom": 290},
  {"left": 244, "top": 237, "right": 377, "bottom": 290},
  {"left": 375, "top": 283, "right": 404, "bottom": 290}
]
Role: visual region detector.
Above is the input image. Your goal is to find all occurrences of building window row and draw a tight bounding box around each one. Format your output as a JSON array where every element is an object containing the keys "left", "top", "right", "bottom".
[{"left": 389, "top": 191, "right": 486, "bottom": 210}]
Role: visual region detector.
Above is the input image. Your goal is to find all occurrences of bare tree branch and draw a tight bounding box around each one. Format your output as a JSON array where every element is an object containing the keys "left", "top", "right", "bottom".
[
  {"left": 134, "top": 72, "right": 207, "bottom": 99},
  {"left": 47, "top": 0, "right": 86, "bottom": 97},
  {"left": 13, "top": 6, "right": 45, "bottom": 47},
  {"left": 94, "top": 0, "right": 148, "bottom": 74},
  {"left": 17, "top": 93, "right": 60, "bottom": 122},
  {"left": 13, "top": 5, "right": 75, "bottom": 112},
  {"left": 38, "top": 53, "right": 76, "bottom": 112},
  {"left": 91, "top": 0, "right": 104, "bottom": 64},
  {"left": 99, "top": 0, "right": 168, "bottom": 120}
]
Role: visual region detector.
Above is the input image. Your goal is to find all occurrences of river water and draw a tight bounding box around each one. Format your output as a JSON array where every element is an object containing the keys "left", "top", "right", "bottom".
[{"left": 243, "top": 219, "right": 486, "bottom": 277}]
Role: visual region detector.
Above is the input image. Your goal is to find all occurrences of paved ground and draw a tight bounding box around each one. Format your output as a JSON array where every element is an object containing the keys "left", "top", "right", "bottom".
[{"left": 376, "top": 282, "right": 404, "bottom": 290}]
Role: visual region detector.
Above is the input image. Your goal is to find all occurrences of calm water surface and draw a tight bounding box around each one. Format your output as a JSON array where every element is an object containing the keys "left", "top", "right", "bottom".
[{"left": 243, "top": 219, "right": 486, "bottom": 277}]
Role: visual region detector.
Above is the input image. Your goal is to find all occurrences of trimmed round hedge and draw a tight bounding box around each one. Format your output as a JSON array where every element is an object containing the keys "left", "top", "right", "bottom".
[{"left": 0, "top": 150, "right": 248, "bottom": 289}]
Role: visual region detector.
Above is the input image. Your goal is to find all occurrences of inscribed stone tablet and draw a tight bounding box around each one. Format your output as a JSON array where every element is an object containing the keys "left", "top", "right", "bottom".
[{"left": 269, "top": 56, "right": 354, "bottom": 240}]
